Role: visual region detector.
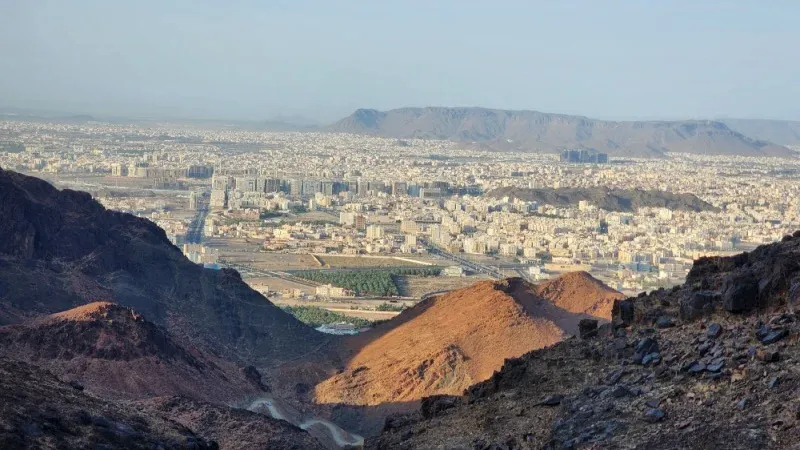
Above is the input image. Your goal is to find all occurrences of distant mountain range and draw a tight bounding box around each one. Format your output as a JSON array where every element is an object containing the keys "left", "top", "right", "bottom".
[
  {"left": 327, "top": 107, "right": 797, "bottom": 158},
  {"left": 720, "top": 119, "right": 800, "bottom": 147}
]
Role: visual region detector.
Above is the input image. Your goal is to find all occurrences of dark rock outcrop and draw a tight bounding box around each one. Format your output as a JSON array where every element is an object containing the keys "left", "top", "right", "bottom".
[
  {"left": 367, "top": 234, "right": 800, "bottom": 449},
  {"left": 0, "top": 168, "right": 327, "bottom": 366},
  {"left": 0, "top": 358, "right": 219, "bottom": 450}
]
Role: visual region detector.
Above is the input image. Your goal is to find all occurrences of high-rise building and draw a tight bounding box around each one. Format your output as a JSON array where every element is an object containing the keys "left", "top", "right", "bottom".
[
  {"left": 560, "top": 148, "right": 609, "bottom": 164},
  {"left": 289, "top": 179, "right": 302, "bottom": 196},
  {"left": 366, "top": 224, "right": 384, "bottom": 239},
  {"left": 111, "top": 163, "right": 127, "bottom": 177},
  {"left": 392, "top": 181, "right": 408, "bottom": 196},
  {"left": 189, "top": 191, "right": 199, "bottom": 211},
  {"left": 354, "top": 214, "right": 367, "bottom": 231}
]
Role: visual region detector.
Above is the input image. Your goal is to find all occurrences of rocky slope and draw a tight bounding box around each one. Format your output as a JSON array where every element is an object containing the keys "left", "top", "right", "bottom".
[
  {"left": 137, "top": 396, "right": 325, "bottom": 450},
  {"left": 0, "top": 357, "right": 324, "bottom": 450},
  {"left": 486, "top": 186, "right": 718, "bottom": 213},
  {"left": 369, "top": 231, "right": 800, "bottom": 449},
  {"left": 315, "top": 276, "right": 620, "bottom": 409},
  {"left": 0, "top": 357, "right": 217, "bottom": 449},
  {"left": 0, "top": 167, "right": 328, "bottom": 366},
  {"left": 0, "top": 302, "right": 268, "bottom": 403},
  {"left": 328, "top": 107, "right": 794, "bottom": 158}
]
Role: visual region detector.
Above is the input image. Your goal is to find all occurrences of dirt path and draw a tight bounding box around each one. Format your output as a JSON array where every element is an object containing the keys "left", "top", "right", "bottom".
[{"left": 248, "top": 398, "right": 364, "bottom": 449}]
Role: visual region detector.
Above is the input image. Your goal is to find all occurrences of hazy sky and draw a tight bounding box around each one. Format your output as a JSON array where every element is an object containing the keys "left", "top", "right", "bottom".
[{"left": 1, "top": 0, "right": 798, "bottom": 122}]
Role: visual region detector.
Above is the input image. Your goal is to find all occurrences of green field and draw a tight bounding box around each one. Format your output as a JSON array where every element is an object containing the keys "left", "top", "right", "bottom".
[
  {"left": 294, "top": 267, "right": 442, "bottom": 296},
  {"left": 282, "top": 305, "right": 372, "bottom": 328}
]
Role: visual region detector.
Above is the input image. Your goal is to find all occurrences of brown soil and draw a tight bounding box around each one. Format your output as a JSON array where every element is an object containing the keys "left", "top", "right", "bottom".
[
  {"left": 532, "top": 271, "right": 626, "bottom": 319},
  {"left": 314, "top": 275, "right": 620, "bottom": 407}
]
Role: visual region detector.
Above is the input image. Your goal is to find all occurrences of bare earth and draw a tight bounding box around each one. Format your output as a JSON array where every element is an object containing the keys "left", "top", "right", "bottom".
[{"left": 314, "top": 275, "right": 621, "bottom": 407}]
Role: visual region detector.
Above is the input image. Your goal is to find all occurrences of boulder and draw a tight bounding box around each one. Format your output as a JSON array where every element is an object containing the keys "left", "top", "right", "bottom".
[
  {"left": 539, "top": 394, "right": 565, "bottom": 406},
  {"left": 722, "top": 274, "right": 760, "bottom": 313},
  {"left": 578, "top": 319, "right": 599, "bottom": 339},
  {"left": 655, "top": 316, "right": 674, "bottom": 329},
  {"left": 680, "top": 292, "right": 715, "bottom": 320},
  {"left": 707, "top": 323, "right": 722, "bottom": 339},
  {"left": 421, "top": 395, "right": 461, "bottom": 419},
  {"left": 612, "top": 300, "right": 634, "bottom": 327},
  {"left": 643, "top": 408, "right": 666, "bottom": 423},
  {"left": 633, "top": 338, "right": 659, "bottom": 365}
]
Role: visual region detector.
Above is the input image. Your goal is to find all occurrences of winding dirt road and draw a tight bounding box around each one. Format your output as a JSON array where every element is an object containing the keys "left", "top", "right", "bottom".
[{"left": 248, "top": 398, "right": 364, "bottom": 449}]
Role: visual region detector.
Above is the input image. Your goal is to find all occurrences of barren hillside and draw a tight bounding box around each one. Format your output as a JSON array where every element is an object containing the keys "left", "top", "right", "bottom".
[{"left": 315, "top": 275, "right": 621, "bottom": 407}]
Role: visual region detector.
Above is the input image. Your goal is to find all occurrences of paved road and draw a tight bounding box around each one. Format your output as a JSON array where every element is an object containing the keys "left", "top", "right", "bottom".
[
  {"left": 420, "top": 238, "right": 505, "bottom": 278},
  {"left": 185, "top": 201, "right": 209, "bottom": 244}
]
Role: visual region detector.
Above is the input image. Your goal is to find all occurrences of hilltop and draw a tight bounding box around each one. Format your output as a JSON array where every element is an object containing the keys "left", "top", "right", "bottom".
[
  {"left": 0, "top": 302, "right": 268, "bottom": 403},
  {"left": 0, "top": 168, "right": 328, "bottom": 366},
  {"left": 532, "top": 271, "right": 626, "bottom": 320},
  {"left": 369, "top": 231, "right": 800, "bottom": 449},
  {"left": 327, "top": 107, "right": 794, "bottom": 158},
  {"left": 315, "top": 275, "right": 621, "bottom": 411},
  {"left": 486, "top": 186, "right": 719, "bottom": 213}
]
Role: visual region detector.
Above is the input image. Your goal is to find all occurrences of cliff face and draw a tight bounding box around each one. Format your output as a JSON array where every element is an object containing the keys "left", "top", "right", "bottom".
[
  {"left": 0, "top": 168, "right": 327, "bottom": 366},
  {"left": 368, "top": 232, "right": 800, "bottom": 449}
]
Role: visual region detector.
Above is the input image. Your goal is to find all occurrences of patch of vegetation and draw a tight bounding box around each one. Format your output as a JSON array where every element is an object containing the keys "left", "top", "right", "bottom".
[
  {"left": 259, "top": 210, "right": 285, "bottom": 220},
  {"left": 294, "top": 267, "right": 442, "bottom": 296},
  {"left": 376, "top": 302, "right": 406, "bottom": 312},
  {"left": 221, "top": 217, "right": 260, "bottom": 226},
  {"left": 282, "top": 305, "right": 371, "bottom": 328}
]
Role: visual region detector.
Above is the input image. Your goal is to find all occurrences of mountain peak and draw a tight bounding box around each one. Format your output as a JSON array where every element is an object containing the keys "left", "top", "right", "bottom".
[
  {"left": 314, "top": 273, "right": 618, "bottom": 408},
  {"left": 0, "top": 168, "right": 327, "bottom": 365},
  {"left": 46, "top": 301, "right": 131, "bottom": 323}
]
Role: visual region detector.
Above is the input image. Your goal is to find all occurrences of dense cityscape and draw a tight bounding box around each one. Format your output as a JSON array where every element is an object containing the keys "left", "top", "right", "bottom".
[{"left": 2, "top": 118, "right": 799, "bottom": 320}]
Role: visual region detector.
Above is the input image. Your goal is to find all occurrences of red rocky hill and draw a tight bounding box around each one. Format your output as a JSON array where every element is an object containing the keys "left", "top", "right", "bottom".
[
  {"left": 369, "top": 232, "right": 800, "bottom": 449},
  {"left": 315, "top": 275, "right": 621, "bottom": 408}
]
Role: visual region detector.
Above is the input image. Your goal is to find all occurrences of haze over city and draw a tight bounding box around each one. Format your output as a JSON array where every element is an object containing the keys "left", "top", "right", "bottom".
[
  {"left": 4, "top": 2, "right": 800, "bottom": 450},
  {"left": 2, "top": 0, "right": 800, "bottom": 121}
]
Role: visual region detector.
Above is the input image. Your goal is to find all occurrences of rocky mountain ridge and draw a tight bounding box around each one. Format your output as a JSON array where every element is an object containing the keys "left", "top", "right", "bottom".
[
  {"left": 722, "top": 119, "right": 800, "bottom": 147},
  {"left": 0, "top": 302, "right": 268, "bottom": 403},
  {"left": 328, "top": 107, "right": 794, "bottom": 158},
  {"left": 0, "top": 167, "right": 328, "bottom": 367},
  {"left": 369, "top": 231, "right": 800, "bottom": 449}
]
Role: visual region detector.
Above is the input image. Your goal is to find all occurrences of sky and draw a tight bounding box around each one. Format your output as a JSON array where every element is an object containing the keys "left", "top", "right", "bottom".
[{"left": 1, "top": 0, "right": 798, "bottom": 123}]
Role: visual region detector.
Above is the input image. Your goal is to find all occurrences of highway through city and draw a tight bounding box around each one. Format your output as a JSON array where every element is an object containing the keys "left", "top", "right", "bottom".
[
  {"left": 185, "top": 201, "right": 209, "bottom": 244},
  {"left": 420, "top": 238, "right": 506, "bottom": 279}
]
